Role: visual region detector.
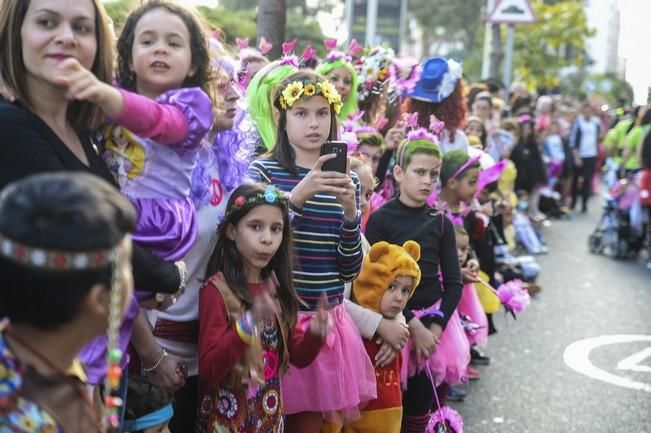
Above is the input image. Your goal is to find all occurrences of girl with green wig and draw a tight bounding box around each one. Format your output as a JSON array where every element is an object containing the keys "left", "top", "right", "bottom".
[
  {"left": 317, "top": 52, "right": 359, "bottom": 121},
  {"left": 246, "top": 59, "right": 299, "bottom": 151}
]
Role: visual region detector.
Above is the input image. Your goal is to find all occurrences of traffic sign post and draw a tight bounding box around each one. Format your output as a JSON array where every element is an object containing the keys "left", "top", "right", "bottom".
[{"left": 485, "top": 0, "right": 535, "bottom": 103}]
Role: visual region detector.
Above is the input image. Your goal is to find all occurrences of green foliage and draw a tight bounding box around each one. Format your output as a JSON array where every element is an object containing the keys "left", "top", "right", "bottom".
[
  {"left": 103, "top": 0, "right": 137, "bottom": 31},
  {"left": 198, "top": 6, "right": 257, "bottom": 42},
  {"left": 513, "top": 0, "right": 594, "bottom": 89},
  {"left": 408, "top": 0, "right": 485, "bottom": 53},
  {"left": 560, "top": 71, "right": 634, "bottom": 105}
]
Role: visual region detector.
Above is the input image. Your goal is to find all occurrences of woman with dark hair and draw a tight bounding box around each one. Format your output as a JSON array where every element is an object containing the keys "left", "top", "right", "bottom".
[
  {"left": 401, "top": 57, "right": 469, "bottom": 155},
  {"left": 0, "top": 0, "right": 187, "bottom": 395}
]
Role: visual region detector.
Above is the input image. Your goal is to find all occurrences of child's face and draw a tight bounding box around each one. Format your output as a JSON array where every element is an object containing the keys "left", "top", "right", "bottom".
[
  {"left": 357, "top": 144, "right": 382, "bottom": 174},
  {"left": 465, "top": 121, "right": 484, "bottom": 139},
  {"left": 144, "top": 421, "right": 170, "bottom": 433},
  {"left": 21, "top": 0, "right": 98, "bottom": 85},
  {"left": 472, "top": 99, "right": 491, "bottom": 120},
  {"left": 227, "top": 204, "right": 284, "bottom": 281},
  {"left": 285, "top": 95, "right": 332, "bottom": 158},
  {"left": 394, "top": 153, "right": 440, "bottom": 207},
  {"left": 549, "top": 122, "right": 559, "bottom": 135},
  {"left": 130, "top": 7, "right": 196, "bottom": 98},
  {"left": 379, "top": 275, "right": 413, "bottom": 319},
  {"left": 454, "top": 167, "right": 480, "bottom": 203},
  {"left": 353, "top": 164, "right": 374, "bottom": 215},
  {"left": 456, "top": 233, "right": 470, "bottom": 267},
  {"left": 326, "top": 66, "right": 353, "bottom": 103}
]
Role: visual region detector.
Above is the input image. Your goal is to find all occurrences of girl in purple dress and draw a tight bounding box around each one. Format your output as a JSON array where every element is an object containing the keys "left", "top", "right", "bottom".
[{"left": 52, "top": 1, "right": 213, "bottom": 394}]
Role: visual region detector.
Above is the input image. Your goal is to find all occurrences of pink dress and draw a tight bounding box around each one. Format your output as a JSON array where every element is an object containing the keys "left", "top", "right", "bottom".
[
  {"left": 401, "top": 300, "right": 470, "bottom": 387},
  {"left": 457, "top": 283, "right": 488, "bottom": 347},
  {"left": 281, "top": 304, "right": 377, "bottom": 424}
]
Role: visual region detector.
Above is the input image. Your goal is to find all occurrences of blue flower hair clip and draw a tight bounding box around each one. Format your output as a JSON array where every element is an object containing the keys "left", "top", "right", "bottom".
[{"left": 226, "top": 186, "right": 287, "bottom": 221}]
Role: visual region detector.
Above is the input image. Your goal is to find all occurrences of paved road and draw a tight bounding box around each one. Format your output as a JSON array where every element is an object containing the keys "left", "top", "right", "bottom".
[{"left": 451, "top": 204, "right": 651, "bottom": 433}]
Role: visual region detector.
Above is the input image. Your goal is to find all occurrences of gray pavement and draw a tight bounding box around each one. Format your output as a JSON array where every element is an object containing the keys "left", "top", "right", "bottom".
[{"left": 450, "top": 203, "right": 651, "bottom": 433}]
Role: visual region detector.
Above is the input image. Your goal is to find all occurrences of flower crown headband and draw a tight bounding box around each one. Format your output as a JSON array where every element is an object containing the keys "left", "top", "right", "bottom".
[
  {"left": 225, "top": 185, "right": 288, "bottom": 221},
  {"left": 276, "top": 80, "right": 343, "bottom": 115}
]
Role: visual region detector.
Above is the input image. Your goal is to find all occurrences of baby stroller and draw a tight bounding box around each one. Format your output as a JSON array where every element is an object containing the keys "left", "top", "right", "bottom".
[{"left": 589, "top": 173, "right": 647, "bottom": 258}]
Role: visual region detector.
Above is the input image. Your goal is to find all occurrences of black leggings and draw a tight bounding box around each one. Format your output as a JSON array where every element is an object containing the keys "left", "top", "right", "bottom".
[
  {"left": 571, "top": 156, "right": 597, "bottom": 210},
  {"left": 402, "top": 372, "right": 449, "bottom": 416}
]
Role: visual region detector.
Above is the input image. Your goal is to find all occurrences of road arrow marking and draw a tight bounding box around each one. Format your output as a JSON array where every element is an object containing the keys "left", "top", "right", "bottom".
[{"left": 563, "top": 334, "right": 651, "bottom": 393}]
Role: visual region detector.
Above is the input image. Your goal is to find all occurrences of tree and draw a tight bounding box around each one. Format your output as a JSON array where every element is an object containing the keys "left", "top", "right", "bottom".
[
  {"left": 257, "top": 0, "right": 287, "bottom": 59},
  {"left": 560, "top": 71, "right": 634, "bottom": 105},
  {"left": 512, "top": 0, "right": 594, "bottom": 89}
]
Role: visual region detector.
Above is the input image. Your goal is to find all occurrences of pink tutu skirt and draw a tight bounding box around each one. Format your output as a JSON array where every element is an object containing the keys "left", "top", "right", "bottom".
[
  {"left": 457, "top": 283, "right": 488, "bottom": 347},
  {"left": 401, "top": 301, "right": 470, "bottom": 387},
  {"left": 282, "top": 303, "right": 377, "bottom": 423}
]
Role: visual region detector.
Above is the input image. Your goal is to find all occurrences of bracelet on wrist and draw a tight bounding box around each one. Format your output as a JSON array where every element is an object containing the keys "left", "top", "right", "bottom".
[{"left": 142, "top": 348, "right": 167, "bottom": 373}]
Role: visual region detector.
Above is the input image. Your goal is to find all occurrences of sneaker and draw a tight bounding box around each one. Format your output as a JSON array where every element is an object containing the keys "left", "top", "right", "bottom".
[
  {"left": 467, "top": 366, "right": 480, "bottom": 380},
  {"left": 470, "top": 346, "right": 490, "bottom": 366},
  {"left": 446, "top": 385, "right": 466, "bottom": 402}
]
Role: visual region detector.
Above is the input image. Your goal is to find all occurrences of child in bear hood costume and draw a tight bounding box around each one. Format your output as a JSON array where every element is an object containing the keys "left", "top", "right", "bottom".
[{"left": 344, "top": 240, "right": 421, "bottom": 433}]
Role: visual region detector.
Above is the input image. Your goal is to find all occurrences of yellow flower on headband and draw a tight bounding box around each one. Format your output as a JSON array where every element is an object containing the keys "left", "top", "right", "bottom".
[
  {"left": 282, "top": 81, "right": 304, "bottom": 107},
  {"left": 320, "top": 80, "right": 336, "bottom": 101},
  {"left": 304, "top": 83, "right": 316, "bottom": 96},
  {"left": 278, "top": 79, "right": 342, "bottom": 111}
]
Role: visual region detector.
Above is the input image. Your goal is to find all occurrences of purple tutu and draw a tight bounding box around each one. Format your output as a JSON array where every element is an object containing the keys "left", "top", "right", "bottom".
[
  {"left": 282, "top": 304, "right": 377, "bottom": 423},
  {"left": 130, "top": 196, "right": 197, "bottom": 261},
  {"left": 457, "top": 283, "right": 488, "bottom": 347},
  {"left": 401, "top": 301, "right": 470, "bottom": 387}
]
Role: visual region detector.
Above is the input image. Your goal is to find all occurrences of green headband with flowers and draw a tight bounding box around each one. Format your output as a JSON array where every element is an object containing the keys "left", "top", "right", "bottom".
[
  {"left": 277, "top": 80, "right": 343, "bottom": 115},
  {"left": 225, "top": 185, "right": 288, "bottom": 221}
]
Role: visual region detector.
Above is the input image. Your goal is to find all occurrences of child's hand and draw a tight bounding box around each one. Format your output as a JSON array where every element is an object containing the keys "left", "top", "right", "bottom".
[
  {"left": 408, "top": 317, "right": 437, "bottom": 364},
  {"left": 54, "top": 58, "right": 123, "bottom": 117},
  {"left": 332, "top": 176, "right": 358, "bottom": 222},
  {"left": 309, "top": 293, "right": 332, "bottom": 339},
  {"left": 466, "top": 259, "right": 480, "bottom": 273},
  {"left": 291, "top": 154, "right": 357, "bottom": 220},
  {"left": 375, "top": 340, "right": 399, "bottom": 367},
  {"left": 376, "top": 318, "right": 409, "bottom": 351},
  {"left": 461, "top": 267, "right": 480, "bottom": 284},
  {"left": 384, "top": 126, "right": 405, "bottom": 150},
  {"left": 429, "top": 322, "right": 443, "bottom": 343},
  {"left": 251, "top": 290, "right": 279, "bottom": 323}
]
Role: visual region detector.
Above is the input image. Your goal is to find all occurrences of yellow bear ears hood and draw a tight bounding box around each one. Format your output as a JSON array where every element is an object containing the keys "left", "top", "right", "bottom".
[{"left": 352, "top": 240, "right": 421, "bottom": 313}]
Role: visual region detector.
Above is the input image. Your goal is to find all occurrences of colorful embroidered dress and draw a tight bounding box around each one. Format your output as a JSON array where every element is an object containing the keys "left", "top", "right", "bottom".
[
  {"left": 1, "top": 320, "right": 98, "bottom": 433},
  {"left": 197, "top": 318, "right": 285, "bottom": 433},
  {"left": 0, "top": 321, "right": 61, "bottom": 433}
]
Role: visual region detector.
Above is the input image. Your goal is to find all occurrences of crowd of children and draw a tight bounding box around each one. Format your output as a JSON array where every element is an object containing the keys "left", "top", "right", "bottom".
[{"left": 1, "top": 1, "right": 650, "bottom": 433}]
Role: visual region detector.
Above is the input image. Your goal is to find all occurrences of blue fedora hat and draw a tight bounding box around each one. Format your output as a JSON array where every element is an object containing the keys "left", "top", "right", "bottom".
[{"left": 408, "top": 57, "right": 462, "bottom": 103}]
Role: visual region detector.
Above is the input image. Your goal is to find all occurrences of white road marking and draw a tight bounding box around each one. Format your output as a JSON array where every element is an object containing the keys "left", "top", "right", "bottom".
[
  {"left": 617, "top": 347, "right": 651, "bottom": 373},
  {"left": 563, "top": 334, "right": 651, "bottom": 393}
]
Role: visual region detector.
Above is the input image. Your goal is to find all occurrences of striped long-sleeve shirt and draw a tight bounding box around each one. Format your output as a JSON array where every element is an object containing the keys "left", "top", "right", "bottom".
[{"left": 248, "top": 157, "right": 363, "bottom": 311}]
